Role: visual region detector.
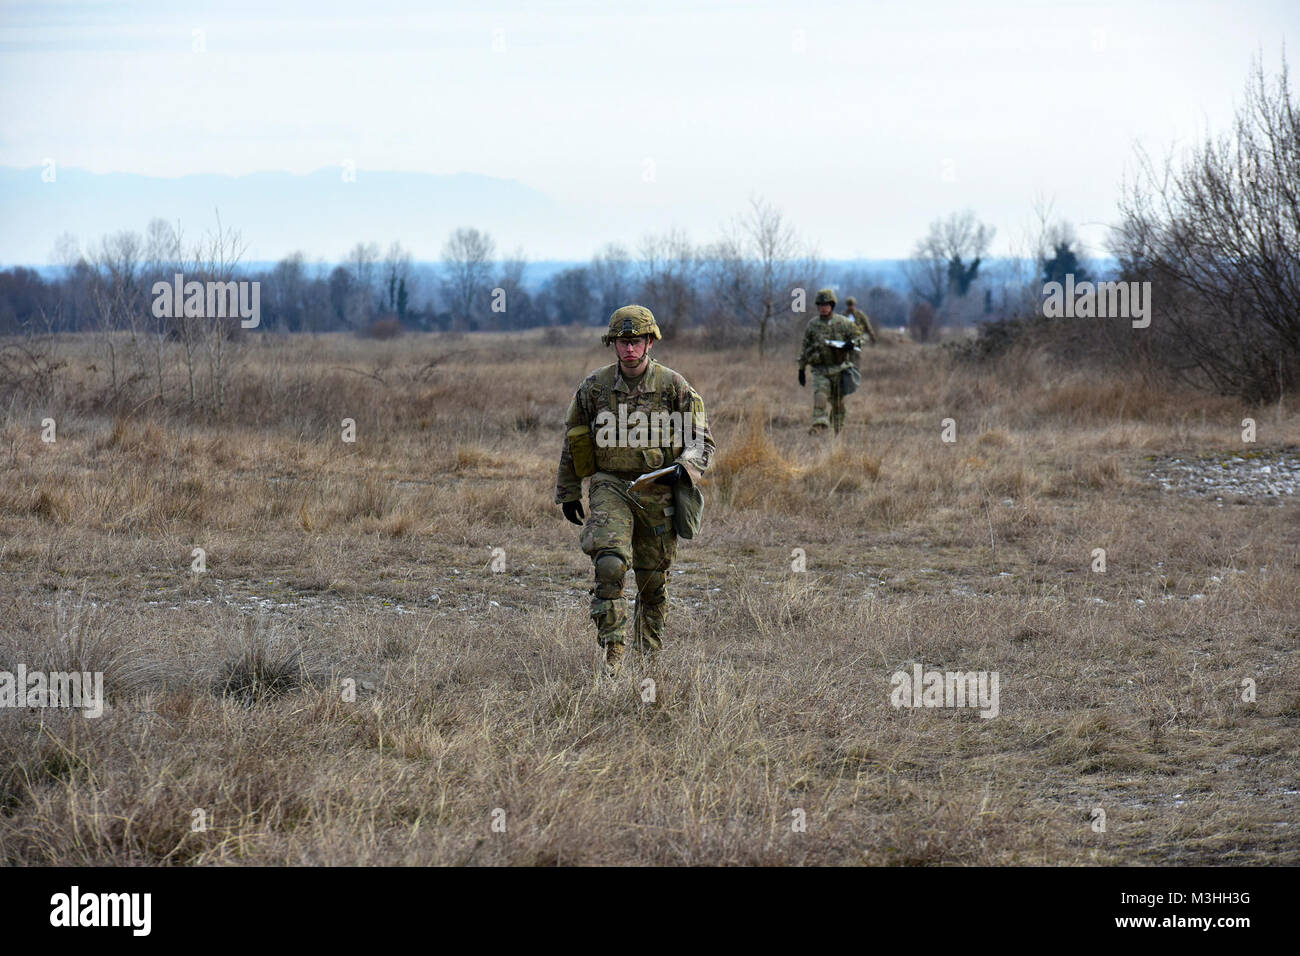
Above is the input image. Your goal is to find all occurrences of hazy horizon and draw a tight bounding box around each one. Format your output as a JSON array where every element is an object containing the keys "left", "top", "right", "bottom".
[{"left": 2, "top": 0, "right": 1296, "bottom": 262}]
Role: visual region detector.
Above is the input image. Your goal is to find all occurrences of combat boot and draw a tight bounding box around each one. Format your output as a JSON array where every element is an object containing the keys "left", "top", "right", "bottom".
[{"left": 602, "top": 641, "right": 625, "bottom": 677}]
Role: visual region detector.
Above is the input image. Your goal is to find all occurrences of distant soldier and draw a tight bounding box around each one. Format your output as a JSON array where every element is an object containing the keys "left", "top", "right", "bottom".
[
  {"left": 844, "top": 296, "right": 878, "bottom": 347},
  {"left": 798, "top": 288, "right": 859, "bottom": 434},
  {"left": 555, "top": 305, "right": 715, "bottom": 676}
]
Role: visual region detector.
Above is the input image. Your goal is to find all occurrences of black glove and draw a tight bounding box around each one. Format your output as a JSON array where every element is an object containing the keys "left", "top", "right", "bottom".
[
  {"left": 798, "top": 368, "right": 806, "bottom": 387},
  {"left": 561, "top": 500, "right": 585, "bottom": 525},
  {"left": 653, "top": 463, "right": 684, "bottom": 486}
]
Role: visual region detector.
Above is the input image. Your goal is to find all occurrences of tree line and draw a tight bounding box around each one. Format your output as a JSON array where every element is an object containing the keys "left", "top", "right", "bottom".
[
  {"left": 1, "top": 53, "right": 1294, "bottom": 404},
  {"left": 1, "top": 196, "right": 1032, "bottom": 348}
]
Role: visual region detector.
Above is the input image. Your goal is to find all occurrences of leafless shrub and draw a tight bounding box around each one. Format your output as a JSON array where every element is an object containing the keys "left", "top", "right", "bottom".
[
  {"left": 0, "top": 340, "right": 66, "bottom": 406},
  {"left": 364, "top": 317, "right": 403, "bottom": 340},
  {"left": 908, "top": 300, "right": 936, "bottom": 342},
  {"left": 1113, "top": 54, "right": 1299, "bottom": 403}
]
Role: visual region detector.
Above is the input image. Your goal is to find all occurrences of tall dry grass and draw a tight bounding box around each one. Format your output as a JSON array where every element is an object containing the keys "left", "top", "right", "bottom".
[{"left": 0, "top": 329, "right": 1297, "bottom": 864}]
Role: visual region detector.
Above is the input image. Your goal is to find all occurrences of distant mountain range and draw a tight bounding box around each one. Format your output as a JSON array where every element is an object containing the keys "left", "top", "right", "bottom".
[{"left": 0, "top": 165, "right": 558, "bottom": 266}]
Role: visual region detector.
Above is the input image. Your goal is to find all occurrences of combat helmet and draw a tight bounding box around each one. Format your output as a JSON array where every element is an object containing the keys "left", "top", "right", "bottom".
[
  {"left": 845, "top": 296, "right": 857, "bottom": 306},
  {"left": 814, "top": 288, "right": 837, "bottom": 306},
  {"left": 601, "top": 304, "right": 662, "bottom": 345}
]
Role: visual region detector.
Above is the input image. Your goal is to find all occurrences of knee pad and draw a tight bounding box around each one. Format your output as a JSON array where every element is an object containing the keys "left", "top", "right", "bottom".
[{"left": 594, "top": 553, "right": 627, "bottom": 598}]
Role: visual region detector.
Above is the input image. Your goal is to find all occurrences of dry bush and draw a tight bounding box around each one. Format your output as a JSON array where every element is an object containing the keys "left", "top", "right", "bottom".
[
  {"left": 30, "top": 488, "right": 70, "bottom": 523},
  {"left": 711, "top": 408, "right": 798, "bottom": 509},
  {"left": 340, "top": 474, "right": 393, "bottom": 521},
  {"left": 364, "top": 317, "right": 403, "bottom": 340}
]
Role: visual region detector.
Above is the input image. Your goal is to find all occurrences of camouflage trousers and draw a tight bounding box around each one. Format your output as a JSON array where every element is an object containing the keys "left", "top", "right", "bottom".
[
  {"left": 810, "top": 367, "right": 847, "bottom": 431},
  {"left": 578, "top": 473, "right": 678, "bottom": 651}
]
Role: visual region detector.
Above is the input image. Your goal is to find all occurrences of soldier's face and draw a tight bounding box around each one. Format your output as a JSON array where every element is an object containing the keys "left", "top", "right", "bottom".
[
  {"left": 615, "top": 335, "right": 651, "bottom": 367},
  {"left": 817, "top": 304, "right": 833, "bottom": 317}
]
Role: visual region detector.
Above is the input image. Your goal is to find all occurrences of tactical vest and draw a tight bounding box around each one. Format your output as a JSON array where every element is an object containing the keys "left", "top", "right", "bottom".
[
  {"left": 810, "top": 316, "right": 858, "bottom": 369},
  {"left": 587, "top": 362, "right": 683, "bottom": 475}
]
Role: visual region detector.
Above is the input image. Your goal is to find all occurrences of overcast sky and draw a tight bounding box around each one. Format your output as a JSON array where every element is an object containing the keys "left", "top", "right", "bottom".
[{"left": 1, "top": 0, "right": 1295, "bottom": 261}]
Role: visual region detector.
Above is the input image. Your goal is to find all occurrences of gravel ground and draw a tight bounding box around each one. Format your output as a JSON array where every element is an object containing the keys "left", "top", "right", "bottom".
[{"left": 1145, "top": 447, "right": 1300, "bottom": 502}]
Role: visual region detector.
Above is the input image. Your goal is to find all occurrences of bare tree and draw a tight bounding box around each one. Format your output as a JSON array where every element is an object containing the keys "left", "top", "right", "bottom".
[
  {"left": 636, "top": 229, "right": 698, "bottom": 339},
  {"left": 904, "top": 248, "right": 948, "bottom": 311},
  {"left": 266, "top": 252, "right": 308, "bottom": 331},
  {"left": 730, "top": 196, "right": 810, "bottom": 355},
  {"left": 341, "top": 242, "right": 381, "bottom": 328},
  {"left": 492, "top": 249, "right": 532, "bottom": 328},
  {"left": 381, "top": 242, "right": 413, "bottom": 321},
  {"left": 302, "top": 262, "right": 335, "bottom": 332},
  {"left": 88, "top": 230, "right": 144, "bottom": 398},
  {"left": 45, "top": 232, "right": 85, "bottom": 335},
  {"left": 1003, "top": 194, "right": 1058, "bottom": 316},
  {"left": 865, "top": 286, "right": 907, "bottom": 332},
  {"left": 347, "top": 242, "right": 380, "bottom": 289},
  {"left": 906, "top": 210, "right": 995, "bottom": 310},
  {"left": 997, "top": 194, "right": 1072, "bottom": 320},
  {"left": 170, "top": 214, "right": 249, "bottom": 411},
  {"left": 589, "top": 242, "right": 633, "bottom": 319},
  {"left": 145, "top": 218, "right": 182, "bottom": 269},
  {"left": 1113, "top": 53, "right": 1299, "bottom": 402},
  {"left": 139, "top": 217, "right": 183, "bottom": 402},
  {"left": 546, "top": 266, "right": 596, "bottom": 325},
  {"left": 697, "top": 234, "right": 750, "bottom": 336},
  {"left": 52, "top": 233, "right": 80, "bottom": 275},
  {"left": 441, "top": 227, "right": 496, "bottom": 330}
]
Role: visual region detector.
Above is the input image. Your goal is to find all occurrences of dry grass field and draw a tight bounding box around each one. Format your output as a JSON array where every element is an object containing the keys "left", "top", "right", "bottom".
[{"left": 1, "top": 327, "right": 1297, "bottom": 865}]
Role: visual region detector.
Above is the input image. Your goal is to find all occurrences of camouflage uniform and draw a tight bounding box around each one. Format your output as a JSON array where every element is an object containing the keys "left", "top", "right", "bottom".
[
  {"left": 556, "top": 307, "right": 715, "bottom": 655},
  {"left": 798, "top": 289, "right": 859, "bottom": 432},
  {"left": 844, "top": 297, "right": 878, "bottom": 349}
]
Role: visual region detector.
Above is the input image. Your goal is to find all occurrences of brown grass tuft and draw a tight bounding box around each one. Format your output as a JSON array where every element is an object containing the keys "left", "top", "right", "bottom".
[
  {"left": 712, "top": 410, "right": 799, "bottom": 508},
  {"left": 341, "top": 475, "right": 392, "bottom": 520},
  {"left": 31, "top": 488, "right": 70, "bottom": 523}
]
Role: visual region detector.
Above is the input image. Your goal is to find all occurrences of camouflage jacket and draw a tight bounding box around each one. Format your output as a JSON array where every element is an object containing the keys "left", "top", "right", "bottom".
[
  {"left": 798, "top": 313, "right": 860, "bottom": 369},
  {"left": 555, "top": 360, "right": 715, "bottom": 504},
  {"left": 847, "top": 306, "right": 877, "bottom": 343}
]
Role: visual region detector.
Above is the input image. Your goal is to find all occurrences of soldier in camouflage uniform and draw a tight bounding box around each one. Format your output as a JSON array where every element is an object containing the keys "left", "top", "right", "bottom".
[
  {"left": 798, "top": 288, "right": 859, "bottom": 434},
  {"left": 844, "top": 296, "right": 878, "bottom": 348},
  {"left": 556, "top": 305, "right": 715, "bottom": 676}
]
